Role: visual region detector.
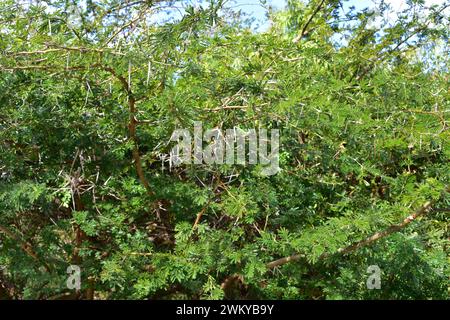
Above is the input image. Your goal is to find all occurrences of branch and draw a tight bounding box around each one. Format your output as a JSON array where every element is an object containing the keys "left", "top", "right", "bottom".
[
  {"left": 100, "top": 65, "right": 154, "bottom": 196},
  {"left": 266, "top": 253, "right": 304, "bottom": 269},
  {"left": 192, "top": 198, "right": 214, "bottom": 230},
  {"left": 293, "top": 0, "right": 327, "bottom": 43},
  {"left": 207, "top": 105, "right": 249, "bottom": 112},
  {"left": 104, "top": 6, "right": 151, "bottom": 46},
  {"left": 0, "top": 224, "right": 52, "bottom": 272},
  {"left": 336, "top": 201, "right": 432, "bottom": 255},
  {"left": 7, "top": 45, "right": 125, "bottom": 57},
  {"left": 267, "top": 200, "right": 435, "bottom": 269},
  {"left": 0, "top": 61, "right": 154, "bottom": 197}
]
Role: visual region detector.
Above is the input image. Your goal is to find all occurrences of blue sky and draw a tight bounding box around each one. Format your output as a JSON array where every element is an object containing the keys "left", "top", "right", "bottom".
[
  {"left": 228, "top": 0, "right": 447, "bottom": 31},
  {"left": 228, "top": 0, "right": 374, "bottom": 31}
]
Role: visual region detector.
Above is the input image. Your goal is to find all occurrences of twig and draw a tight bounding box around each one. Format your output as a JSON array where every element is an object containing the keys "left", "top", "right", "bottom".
[
  {"left": 207, "top": 105, "right": 249, "bottom": 112},
  {"left": 192, "top": 198, "right": 214, "bottom": 230},
  {"left": 293, "top": 0, "right": 327, "bottom": 43}
]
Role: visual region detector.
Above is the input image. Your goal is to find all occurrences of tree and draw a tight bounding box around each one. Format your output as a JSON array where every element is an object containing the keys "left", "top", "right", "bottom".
[{"left": 0, "top": 0, "right": 448, "bottom": 299}]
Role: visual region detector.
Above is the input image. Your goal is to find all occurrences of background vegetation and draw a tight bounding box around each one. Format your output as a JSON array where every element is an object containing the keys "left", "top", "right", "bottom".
[{"left": 0, "top": 0, "right": 448, "bottom": 299}]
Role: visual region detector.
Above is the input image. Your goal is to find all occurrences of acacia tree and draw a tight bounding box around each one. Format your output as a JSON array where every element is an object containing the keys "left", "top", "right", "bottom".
[{"left": 0, "top": 0, "right": 448, "bottom": 299}]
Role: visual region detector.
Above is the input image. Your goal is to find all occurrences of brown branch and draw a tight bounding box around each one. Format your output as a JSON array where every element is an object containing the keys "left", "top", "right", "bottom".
[
  {"left": 104, "top": 6, "right": 151, "bottom": 46},
  {"left": 0, "top": 64, "right": 87, "bottom": 72},
  {"left": 192, "top": 177, "right": 226, "bottom": 230},
  {"left": 207, "top": 105, "right": 249, "bottom": 112},
  {"left": 9, "top": 48, "right": 62, "bottom": 55},
  {"left": 129, "top": 105, "right": 153, "bottom": 195},
  {"left": 266, "top": 253, "right": 304, "bottom": 269},
  {"left": 267, "top": 200, "right": 434, "bottom": 269},
  {"left": 7, "top": 46, "right": 125, "bottom": 57},
  {"left": 96, "top": 0, "right": 150, "bottom": 21},
  {"left": 102, "top": 66, "right": 153, "bottom": 196},
  {"left": 0, "top": 224, "right": 51, "bottom": 272},
  {"left": 71, "top": 174, "right": 86, "bottom": 266},
  {"left": 0, "top": 62, "right": 153, "bottom": 195},
  {"left": 293, "top": 0, "right": 327, "bottom": 43},
  {"left": 336, "top": 201, "right": 432, "bottom": 255},
  {"left": 192, "top": 198, "right": 214, "bottom": 230}
]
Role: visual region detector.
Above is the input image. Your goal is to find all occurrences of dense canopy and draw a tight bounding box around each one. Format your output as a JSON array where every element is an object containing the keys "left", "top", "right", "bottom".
[{"left": 0, "top": 0, "right": 449, "bottom": 300}]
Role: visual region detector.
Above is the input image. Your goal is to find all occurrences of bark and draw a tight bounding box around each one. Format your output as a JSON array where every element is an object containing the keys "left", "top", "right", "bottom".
[{"left": 267, "top": 200, "right": 434, "bottom": 269}]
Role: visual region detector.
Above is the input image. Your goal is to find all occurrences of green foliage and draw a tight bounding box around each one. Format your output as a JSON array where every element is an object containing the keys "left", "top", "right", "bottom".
[{"left": 0, "top": 0, "right": 448, "bottom": 300}]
